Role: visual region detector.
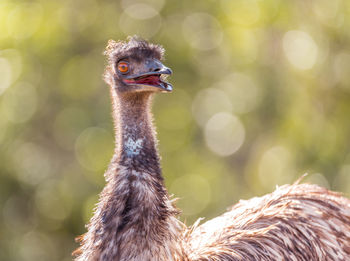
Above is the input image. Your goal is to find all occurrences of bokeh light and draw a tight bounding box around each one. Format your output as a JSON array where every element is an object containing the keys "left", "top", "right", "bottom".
[
  {"left": 2, "top": 82, "right": 37, "bottom": 123},
  {"left": 183, "top": 13, "right": 223, "bottom": 51},
  {"left": 205, "top": 112, "right": 245, "bottom": 156},
  {"left": 0, "top": 49, "right": 22, "bottom": 94},
  {"left": 258, "top": 146, "right": 294, "bottom": 190},
  {"left": 217, "top": 73, "right": 261, "bottom": 114},
  {"left": 333, "top": 52, "right": 350, "bottom": 90},
  {"left": 221, "top": 0, "right": 261, "bottom": 26},
  {"left": 192, "top": 88, "right": 232, "bottom": 127},
  {"left": 75, "top": 127, "right": 114, "bottom": 172},
  {"left": 6, "top": 3, "right": 43, "bottom": 40},
  {"left": 12, "top": 142, "right": 52, "bottom": 185},
  {"left": 283, "top": 30, "right": 318, "bottom": 70},
  {"left": 119, "top": 4, "right": 162, "bottom": 38},
  {"left": 170, "top": 174, "right": 211, "bottom": 216},
  {"left": 1, "top": 1, "right": 350, "bottom": 260},
  {"left": 0, "top": 57, "right": 12, "bottom": 94}
]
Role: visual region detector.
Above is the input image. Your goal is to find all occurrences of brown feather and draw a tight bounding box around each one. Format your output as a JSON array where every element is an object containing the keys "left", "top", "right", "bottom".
[{"left": 186, "top": 183, "right": 350, "bottom": 260}]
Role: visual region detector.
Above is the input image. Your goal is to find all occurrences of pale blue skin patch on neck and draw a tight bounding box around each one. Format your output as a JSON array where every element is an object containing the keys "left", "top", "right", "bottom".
[{"left": 124, "top": 137, "right": 143, "bottom": 156}]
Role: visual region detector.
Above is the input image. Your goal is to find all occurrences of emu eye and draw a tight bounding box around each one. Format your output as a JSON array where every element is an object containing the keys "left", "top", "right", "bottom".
[{"left": 117, "top": 61, "right": 129, "bottom": 74}]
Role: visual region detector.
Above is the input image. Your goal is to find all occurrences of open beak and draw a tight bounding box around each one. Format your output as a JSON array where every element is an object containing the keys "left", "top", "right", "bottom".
[{"left": 123, "top": 60, "right": 173, "bottom": 92}]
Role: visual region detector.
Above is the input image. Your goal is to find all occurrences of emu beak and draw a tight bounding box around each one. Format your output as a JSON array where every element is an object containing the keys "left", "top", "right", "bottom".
[{"left": 123, "top": 59, "right": 173, "bottom": 92}]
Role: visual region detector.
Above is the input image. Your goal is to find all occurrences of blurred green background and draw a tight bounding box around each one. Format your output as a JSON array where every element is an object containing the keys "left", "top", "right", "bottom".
[{"left": 1, "top": 0, "right": 350, "bottom": 260}]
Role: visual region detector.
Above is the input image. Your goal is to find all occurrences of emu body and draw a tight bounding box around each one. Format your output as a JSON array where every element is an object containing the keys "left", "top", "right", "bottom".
[{"left": 74, "top": 37, "right": 350, "bottom": 261}]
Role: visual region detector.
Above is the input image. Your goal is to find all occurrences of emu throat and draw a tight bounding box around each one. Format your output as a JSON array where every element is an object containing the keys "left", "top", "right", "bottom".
[{"left": 113, "top": 92, "right": 161, "bottom": 174}]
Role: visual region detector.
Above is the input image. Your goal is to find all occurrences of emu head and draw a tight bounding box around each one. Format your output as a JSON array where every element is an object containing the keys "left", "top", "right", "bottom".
[{"left": 104, "top": 36, "right": 173, "bottom": 93}]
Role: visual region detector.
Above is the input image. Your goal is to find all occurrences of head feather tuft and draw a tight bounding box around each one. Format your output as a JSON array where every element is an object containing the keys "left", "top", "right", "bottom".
[{"left": 104, "top": 36, "right": 165, "bottom": 63}]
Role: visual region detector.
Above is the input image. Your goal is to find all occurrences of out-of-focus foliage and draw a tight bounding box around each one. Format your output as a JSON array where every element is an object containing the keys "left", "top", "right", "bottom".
[{"left": 1, "top": 0, "right": 350, "bottom": 260}]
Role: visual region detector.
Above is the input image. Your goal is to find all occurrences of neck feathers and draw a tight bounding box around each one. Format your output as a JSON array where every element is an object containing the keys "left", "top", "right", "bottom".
[
  {"left": 113, "top": 92, "right": 161, "bottom": 174},
  {"left": 75, "top": 90, "right": 184, "bottom": 261}
]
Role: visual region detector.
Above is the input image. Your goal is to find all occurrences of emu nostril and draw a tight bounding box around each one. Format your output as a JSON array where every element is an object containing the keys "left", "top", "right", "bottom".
[{"left": 153, "top": 68, "right": 161, "bottom": 72}]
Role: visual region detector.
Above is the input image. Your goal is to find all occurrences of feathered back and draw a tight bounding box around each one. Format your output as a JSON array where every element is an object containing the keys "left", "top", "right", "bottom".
[{"left": 185, "top": 183, "right": 350, "bottom": 260}]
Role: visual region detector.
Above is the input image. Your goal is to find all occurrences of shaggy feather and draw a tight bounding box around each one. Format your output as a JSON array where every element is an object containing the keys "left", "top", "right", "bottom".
[{"left": 185, "top": 183, "right": 350, "bottom": 260}]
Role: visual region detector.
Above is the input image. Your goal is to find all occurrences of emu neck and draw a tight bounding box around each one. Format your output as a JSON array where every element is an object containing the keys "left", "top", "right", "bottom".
[
  {"left": 78, "top": 90, "right": 183, "bottom": 261},
  {"left": 113, "top": 92, "right": 160, "bottom": 173}
]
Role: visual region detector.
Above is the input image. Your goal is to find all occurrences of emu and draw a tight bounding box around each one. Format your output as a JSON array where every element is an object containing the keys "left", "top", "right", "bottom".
[{"left": 74, "top": 37, "right": 350, "bottom": 261}]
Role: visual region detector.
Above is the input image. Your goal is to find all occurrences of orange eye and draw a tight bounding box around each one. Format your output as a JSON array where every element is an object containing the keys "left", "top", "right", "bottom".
[{"left": 117, "top": 61, "right": 129, "bottom": 74}]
